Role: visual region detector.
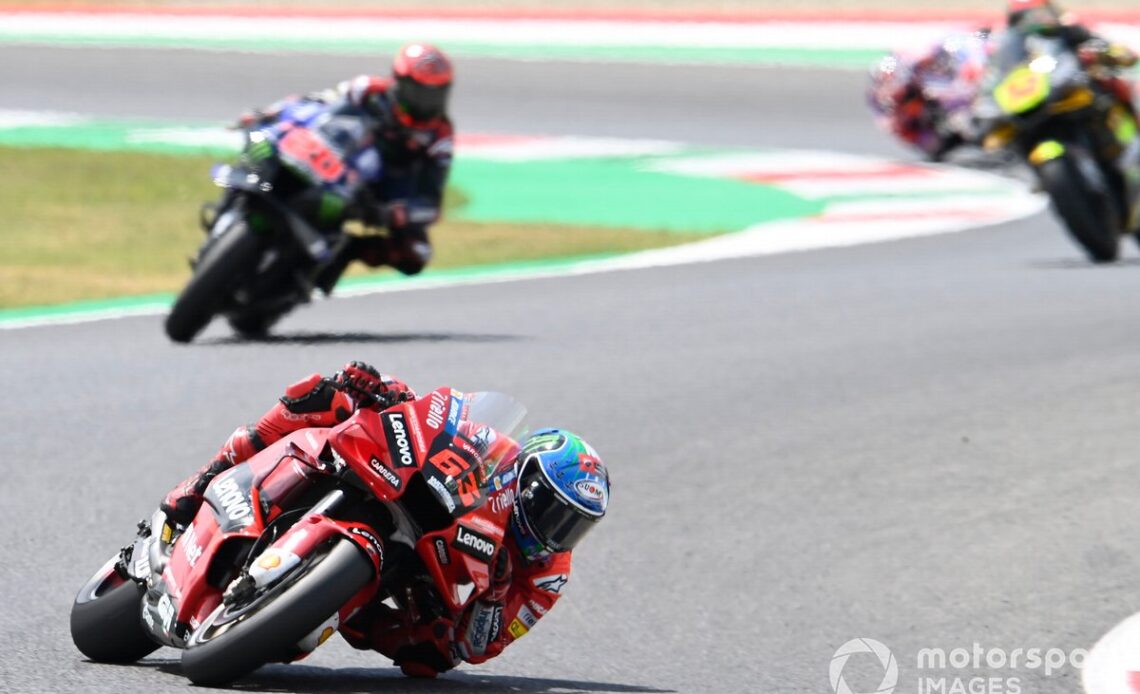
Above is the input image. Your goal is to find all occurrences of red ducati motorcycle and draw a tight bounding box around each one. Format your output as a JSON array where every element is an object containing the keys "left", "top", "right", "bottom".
[{"left": 70, "top": 389, "right": 526, "bottom": 686}]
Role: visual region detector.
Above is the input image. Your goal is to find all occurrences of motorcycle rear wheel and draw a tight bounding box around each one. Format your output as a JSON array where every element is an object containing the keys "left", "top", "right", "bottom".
[
  {"left": 1038, "top": 151, "right": 1121, "bottom": 263},
  {"left": 180, "top": 539, "right": 373, "bottom": 686},
  {"left": 70, "top": 557, "right": 159, "bottom": 663},
  {"left": 165, "top": 218, "right": 260, "bottom": 343}
]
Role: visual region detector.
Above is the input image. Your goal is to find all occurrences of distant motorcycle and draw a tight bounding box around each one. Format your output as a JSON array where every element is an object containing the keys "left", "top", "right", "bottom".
[
  {"left": 868, "top": 31, "right": 991, "bottom": 161},
  {"left": 165, "top": 99, "right": 382, "bottom": 342},
  {"left": 70, "top": 389, "right": 525, "bottom": 686},
  {"left": 975, "top": 34, "right": 1140, "bottom": 262}
]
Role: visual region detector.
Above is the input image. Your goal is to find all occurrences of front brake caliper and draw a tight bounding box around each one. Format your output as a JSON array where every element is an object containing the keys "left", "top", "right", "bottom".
[
  {"left": 223, "top": 573, "right": 256, "bottom": 607},
  {"left": 116, "top": 544, "right": 134, "bottom": 580}
]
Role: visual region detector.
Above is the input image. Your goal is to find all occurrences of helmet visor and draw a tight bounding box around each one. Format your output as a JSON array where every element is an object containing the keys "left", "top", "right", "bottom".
[
  {"left": 518, "top": 456, "right": 601, "bottom": 553},
  {"left": 395, "top": 77, "right": 450, "bottom": 122}
]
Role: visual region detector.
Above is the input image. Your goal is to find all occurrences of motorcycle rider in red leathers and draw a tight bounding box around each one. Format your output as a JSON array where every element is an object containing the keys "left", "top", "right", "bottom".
[
  {"left": 160, "top": 362, "right": 611, "bottom": 677},
  {"left": 867, "top": 32, "right": 990, "bottom": 160},
  {"left": 239, "top": 43, "right": 455, "bottom": 288}
]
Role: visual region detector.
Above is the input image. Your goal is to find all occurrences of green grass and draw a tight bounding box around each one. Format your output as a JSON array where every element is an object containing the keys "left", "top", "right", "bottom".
[{"left": 0, "top": 146, "right": 691, "bottom": 308}]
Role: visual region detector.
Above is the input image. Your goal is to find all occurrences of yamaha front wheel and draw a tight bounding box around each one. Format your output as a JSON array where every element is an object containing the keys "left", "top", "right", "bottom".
[
  {"left": 165, "top": 215, "right": 260, "bottom": 343},
  {"left": 180, "top": 540, "right": 373, "bottom": 686}
]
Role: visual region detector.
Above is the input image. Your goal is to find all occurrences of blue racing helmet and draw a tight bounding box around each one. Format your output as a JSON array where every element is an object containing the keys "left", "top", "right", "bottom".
[{"left": 510, "top": 429, "right": 610, "bottom": 558}]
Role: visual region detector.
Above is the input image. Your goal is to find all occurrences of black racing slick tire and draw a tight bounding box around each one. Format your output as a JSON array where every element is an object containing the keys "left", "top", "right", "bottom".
[
  {"left": 1038, "top": 152, "right": 1121, "bottom": 263},
  {"left": 165, "top": 218, "right": 260, "bottom": 343},
  {"left": 180, "top": 540, "right": 374, "bottom": 687},
  {"left": 70, "top": 558, "right": 159, "bottom": 663},
  {"left": 226, "top": 310, "right": 280, "bottom": 340}
]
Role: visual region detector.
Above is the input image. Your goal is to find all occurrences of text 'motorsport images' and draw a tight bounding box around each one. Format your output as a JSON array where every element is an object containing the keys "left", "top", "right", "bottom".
[{"left": 3, "top": 1, "right": 1140, "bottom": 693}]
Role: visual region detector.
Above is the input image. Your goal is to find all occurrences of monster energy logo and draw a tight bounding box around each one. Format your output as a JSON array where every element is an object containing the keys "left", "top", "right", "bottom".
[
  {"left": 523, "top": 432, "right": 565, "bottom": 453},
  {"left": 247, "top": 140, "right": 273, "bottom": 161}
]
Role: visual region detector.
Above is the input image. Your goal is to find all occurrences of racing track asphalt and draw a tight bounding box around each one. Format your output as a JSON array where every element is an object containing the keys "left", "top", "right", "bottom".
[{"left": 4, "top": 47, "right": 1140, "bottom": 694}]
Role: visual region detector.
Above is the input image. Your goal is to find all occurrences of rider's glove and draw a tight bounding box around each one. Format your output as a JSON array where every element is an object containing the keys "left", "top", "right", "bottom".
[
  {"left": 1107, "top": 44, "right": 1139, "bottom": 68},
  {"left": 234, "top": 110, "right": 266, "bottom": 129},
  {"left": 332, "top": 361, "right": 416, "bottom": 410},
  {"left": 359, "top": 201, "right": 412, "bottom": 230},
  {"left": 386, "top": 201, "right": 409, "bottom": 230},
  {"left": 1075, "top": 39, "right": 1135, "bottom": 69},
  {"left": 278, "top": 374, "right": 351, "bottom": 419}
]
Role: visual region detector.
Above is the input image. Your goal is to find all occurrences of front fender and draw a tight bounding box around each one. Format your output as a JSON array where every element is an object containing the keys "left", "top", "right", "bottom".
[
  {"left": 250, "top": 515, "right": 383, "bottom": 587},
  {"left": 247, "top": 514, "right": 383, "bottom": 626},
  {"left": 1028, "top": 140, "right": 1066, "bottom": 166},
  {"left": 210, "top": 163, "right": 273, "bottom": 194}
]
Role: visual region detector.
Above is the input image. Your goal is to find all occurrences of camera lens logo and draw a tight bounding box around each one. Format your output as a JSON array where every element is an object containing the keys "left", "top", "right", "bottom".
[{"left": 830, "top": 638, "right": 898, "bottom": 694}]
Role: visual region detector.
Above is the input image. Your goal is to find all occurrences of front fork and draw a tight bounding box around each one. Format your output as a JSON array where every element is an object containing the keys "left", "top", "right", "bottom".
[
  {"left": 114, "top": 510, "right": 170, "bottom": 586},
  {"left": 199, "top": 189, "right": 236, "bottom": 235},
  {"left": 1028, "top": 136, "right": 1123, "bottom": 216},
  {"left": 201, "top": 189, "right": 350, "bottom": 299},
  {"left": 114, "top": 510, "right": 184, "bottom": 648}
]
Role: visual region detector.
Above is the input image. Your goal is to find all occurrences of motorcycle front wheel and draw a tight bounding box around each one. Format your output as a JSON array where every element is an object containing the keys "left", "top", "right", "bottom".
[
  {"left": 180, "top": 539, "right": 373, "bottom": 686},
  {"left": 70, "top": 556, "right": 159, "bottom": 663},
  {"left": 165, "top": 214, "right": 260, "bottom": 343},
  {"left": 1037, "top": 149, "right": 1121, "bottom": 263}
]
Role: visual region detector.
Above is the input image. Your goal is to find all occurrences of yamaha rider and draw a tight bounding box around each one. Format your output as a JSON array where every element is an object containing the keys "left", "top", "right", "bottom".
[{"left": 238, "top": 44, "right": 455, "bottom": 288}]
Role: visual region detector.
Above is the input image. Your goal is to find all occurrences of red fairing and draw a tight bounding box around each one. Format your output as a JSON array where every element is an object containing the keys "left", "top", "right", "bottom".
[
  {"left": 164, "top": 431, "right": 340, "bottom": 633},
  {"left": 249, "top": 514, "right": 385, "bottom": 625},
  {"left": 151, "top": 384, "right": 531, "bottom": 672},
  {"left": 161, "top": 374, "right": 359, "bottom": 519},
  {"left": 369, "top": 442, "right": 574, "bottom": 669},
  {"left": 329, "top": 387, "right": 517, "bottom": 612}
]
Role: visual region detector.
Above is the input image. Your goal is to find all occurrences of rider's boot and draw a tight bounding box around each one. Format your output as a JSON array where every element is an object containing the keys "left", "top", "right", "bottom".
[
  {"left": 159, "top": 426, "right": 266, "bottom": 529},
  {"left": 314, "top": 244, "right": 356, "bottom": 295},
  {"left": 159, "top": 375, "right": 353, "bottom": 528}
]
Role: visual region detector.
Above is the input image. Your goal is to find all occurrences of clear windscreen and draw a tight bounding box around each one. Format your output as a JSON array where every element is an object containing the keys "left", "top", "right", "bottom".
[
  {"left": 989, "top": 35, "right": 1032, "bottom": 75},
  {"left": 978, "top": 35, "right": 1074, "bottom": 122},
  {"left": 987, "top": 34, "right": 1073, "bottom": 78},
  {"left": 460, "top": 391, "right": 529, "bottom": 466},
  {"left": 416, "top": 391, "right": 528, "bottom": 519}
]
